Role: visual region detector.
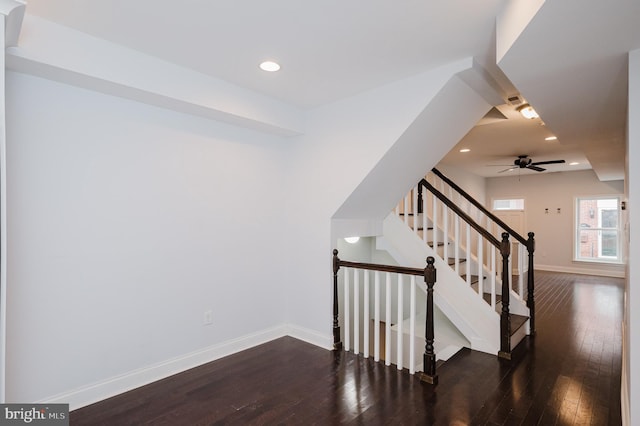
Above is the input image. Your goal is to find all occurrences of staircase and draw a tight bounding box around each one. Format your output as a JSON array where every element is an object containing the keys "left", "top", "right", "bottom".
[
  {"left": 392, "top": 210, "right": 530, "bottom": 349},
  {"left": 332, "top": 168, "right": 536, "bottom": 380},
  {"left": 391, "top": 169, "right": 534, "bottom": 356}
]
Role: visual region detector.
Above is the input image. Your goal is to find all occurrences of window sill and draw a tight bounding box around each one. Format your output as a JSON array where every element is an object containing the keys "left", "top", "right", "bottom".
[{"left": 572, "top": 258, "right": 625, "bottom": 266}]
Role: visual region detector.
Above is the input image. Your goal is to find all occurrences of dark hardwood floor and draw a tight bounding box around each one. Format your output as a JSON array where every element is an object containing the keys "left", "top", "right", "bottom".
[{"left": 71, "top": 271, "right": 624, "bottom": 425}]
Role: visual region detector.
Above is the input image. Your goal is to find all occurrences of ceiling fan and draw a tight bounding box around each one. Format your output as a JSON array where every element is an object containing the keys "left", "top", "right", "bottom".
[{"left": 497, "top": 155, "right": 566, "bottom": 173}]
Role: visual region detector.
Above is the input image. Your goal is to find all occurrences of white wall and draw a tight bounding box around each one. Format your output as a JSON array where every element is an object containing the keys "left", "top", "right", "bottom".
[
  {"left": 434, "top": 163, "right": 487, "bottom": 205},
  {"left": 284, "top": 60, "right": 485, "bottom": 340},
  {"left": 5, "top": 72, "right": 289, "bottom": 404},
  {"left": 4, "top": 57, "right": 483, "bottom": 406},
  {"left": 486, "top": 170, "right": 624, "bottom": 276},
  {"left": 625, "top": 47, "right": 639, "bottom": 426},
  {"left": 4, "top": 54, "right": 486, "bottom": 408}
]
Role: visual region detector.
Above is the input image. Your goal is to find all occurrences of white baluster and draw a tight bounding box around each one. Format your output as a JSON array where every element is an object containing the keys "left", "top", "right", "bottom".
[
  {"left": 410, "top": 275, "right": 416, "bottom": 375},
  {"left": 344, "top": 268, "right": 350, "bottom": 352},
  {"left": 432, "top": 197, "right": 438, "bottom": 252},
  {"left": 404, "top": 194, "right": 410, "bottom": 226},
  {"left": 374, "top": 271, "right": 380, "bottom": 362},
  {"left": 466, "top": 223, "right": 472, "bottom": 286},
  {"left": 364, "top": 270, "right": 370, "bottom": 358},
  {"left": 518, "top": 243, "right": 525, "bottom": 298},
  {"left": 454, "top": 215, "right": 460, "bottom": 274},
  {"left": 447, "top": 184, "right": 460, "bottom": 213},
  {"left": 478, "top": 237, "right": 484, "bottom": 297},
  {"left": 422, "top": 189, "right": 428, "bottom": 244},
  {"left": 385, "top": 272, "right": 391, "bottom": 366},
  {"left": 477, "top": 232, "right": 483, "bottom": 296},
  {"left": 491, "top": 247, "right": 497, "bottom": 310},
  {"left": 397, "top": 274, "right": 404, "bottom": 370},
  {"left": 443, "top": 204, "right": 449, "bottom": 261},
  {"left": 353, "top": 269, "right": 360, "bottom": 355}
]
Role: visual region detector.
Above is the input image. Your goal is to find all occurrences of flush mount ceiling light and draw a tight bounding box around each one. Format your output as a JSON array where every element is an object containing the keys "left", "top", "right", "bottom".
[
  {"left": 517, "top": 104, "right": 539, "bottom": 119},
  {"left": 259, "top": 61, "right": 280, "bottom": 72},
  {"left": 344, "top": 237, "right": 360, "bottom": 244}
]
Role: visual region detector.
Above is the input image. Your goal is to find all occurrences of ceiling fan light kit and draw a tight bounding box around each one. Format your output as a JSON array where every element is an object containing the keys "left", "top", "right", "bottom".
[{"left": 517, "top": 104, "right": 539, "bottom": 119}]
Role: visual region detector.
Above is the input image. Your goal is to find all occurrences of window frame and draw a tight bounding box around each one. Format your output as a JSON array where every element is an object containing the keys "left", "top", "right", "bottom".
[
  {"left": 491, "top": 197, "right": 525, "bottom": 212},
  {"left": 574, "top": 195, "right": 623, "bottom": 264}
]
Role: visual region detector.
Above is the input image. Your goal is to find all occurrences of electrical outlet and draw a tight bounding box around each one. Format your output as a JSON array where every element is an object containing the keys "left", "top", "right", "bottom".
[{"left": 203, "top": 310, "right": 213, "bottom": 325}]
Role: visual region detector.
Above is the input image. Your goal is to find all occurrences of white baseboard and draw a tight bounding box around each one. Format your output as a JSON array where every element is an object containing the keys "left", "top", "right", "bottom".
[
  {"left": 535, "top": 263, "right": 625, "bottom": 278},
  {"left": 40, "top": 324, "right": 332, "bottom": 411},
  {"left": 285, "top": 324, "right": 333, "bottom": 350}
]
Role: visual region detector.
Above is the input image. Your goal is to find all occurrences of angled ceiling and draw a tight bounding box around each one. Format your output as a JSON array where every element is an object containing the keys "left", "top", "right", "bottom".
[{"left": 20, "top": 0, "right": 640, "bottom": 180}]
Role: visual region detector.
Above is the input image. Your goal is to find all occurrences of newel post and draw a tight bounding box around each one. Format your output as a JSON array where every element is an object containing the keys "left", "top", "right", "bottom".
[
  {"left": 420, "top": 256, "right": 438, "bottom": 385},
  {"left": 527, "top": 232, "right": 536, "bottom": 335},
  {"left": 498, "top": 232, "right": 512, "bottom": 360},
  {"left": 332, "top": 249, "right": 343, "bottom": 350}
]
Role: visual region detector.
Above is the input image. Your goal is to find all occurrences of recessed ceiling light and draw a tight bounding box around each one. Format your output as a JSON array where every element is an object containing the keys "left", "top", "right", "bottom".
[
  {"left": 569, "top": 162, "right": 579, "bottom": 166},
  {"left": 545, "top": 136, "right": 557, "bottom": 141},
  {"left": 459, "top": 148, "right": 471, "bottom": 153},
  {"left": 344, "top": 237, "right": 360, "bottom": 244},
  {"left": 259, "top": 61, "right": 280, "bottom": 72}
]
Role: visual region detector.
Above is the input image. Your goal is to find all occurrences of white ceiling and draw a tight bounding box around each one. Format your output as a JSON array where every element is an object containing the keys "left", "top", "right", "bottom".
[
  {"left": 440, "top": 103, "right": 593, "bottom": 178},
  {"left": 22, "top": 0, "right": 640, "bottom": 180},
  {"left": 24, "top": 0, "right": 506, "bottom": 108}
]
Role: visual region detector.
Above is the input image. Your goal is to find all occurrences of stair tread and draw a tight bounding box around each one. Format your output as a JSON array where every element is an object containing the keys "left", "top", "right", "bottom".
[
  {"left": 462, "top": 274, "right": 484, "bottom": 285},
  {"left": 447, "top": 257, "right": 467, "bottom": 266},
  {"left": 427, "top": 241, "right": 446, "bottom": 247},
  {"left": 510, "top": 314, "right": 529, "bottom": 334},
  {"left": 474, "top": 292, "right": 529, "bottom": 335}
]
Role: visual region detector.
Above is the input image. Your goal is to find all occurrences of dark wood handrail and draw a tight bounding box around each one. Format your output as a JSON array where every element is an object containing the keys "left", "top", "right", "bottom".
[
  {"left": 420, "top": 179, "right": 501, "bottom": 249},
  {"left": 431, "top": 168, "right": 529, "bottom": 247},
  {"left": 336, "top": 259, "right": 424, "bottom": 276}
]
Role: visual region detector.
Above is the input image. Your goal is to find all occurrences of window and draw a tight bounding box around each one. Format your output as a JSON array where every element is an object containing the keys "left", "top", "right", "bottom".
[
  {"left": 492, "top": 198, "right": 524, "bottom": 211},
  {"left": 575, "top": 196, "right": 622, "bottom": 263}
]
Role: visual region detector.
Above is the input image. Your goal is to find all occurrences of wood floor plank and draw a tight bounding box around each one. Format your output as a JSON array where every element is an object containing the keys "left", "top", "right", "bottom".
[{"left": 70, "top": 270, "right": 624, "bottom": 425}]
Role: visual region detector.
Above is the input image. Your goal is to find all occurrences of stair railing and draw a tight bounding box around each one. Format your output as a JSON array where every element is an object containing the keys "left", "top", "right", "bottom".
[
  {"left": 427, "top": 168, "right": 535, "bottom": 334},
  {"left": 332, "top": 250, "right": 438, "bottom": 384},
  {"left": 397, "top": 179, "right": 515, "bottom": 357}
]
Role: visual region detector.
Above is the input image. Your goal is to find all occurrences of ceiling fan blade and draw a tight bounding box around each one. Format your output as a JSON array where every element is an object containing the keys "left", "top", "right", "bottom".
[
  {"left": 498, "top": 167, "right": 517, "bottom": 173},
  {"left": 530, "top": 159, "right": 565, "bottom": 166},
  {"left": 527, "top": 165, "right": 546, "bottom": 172}
]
